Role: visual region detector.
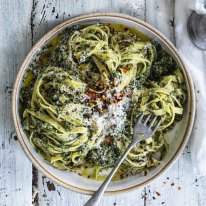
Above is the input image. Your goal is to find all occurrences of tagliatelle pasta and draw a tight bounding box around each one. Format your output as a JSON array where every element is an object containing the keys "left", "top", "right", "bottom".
[{"left": 19, "top": 24, "right": 186, "bottom": 180}]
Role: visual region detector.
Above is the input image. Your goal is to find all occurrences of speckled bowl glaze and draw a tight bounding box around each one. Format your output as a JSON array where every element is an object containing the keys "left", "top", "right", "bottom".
[{"left": 12, "top": 13, "right": 196, "bottom": 195}]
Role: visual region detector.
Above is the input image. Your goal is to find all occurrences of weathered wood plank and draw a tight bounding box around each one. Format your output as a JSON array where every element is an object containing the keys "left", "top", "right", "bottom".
[
  {"left": 38, "top": 173, "right": 145, "bottom": 206},
  {"left": 142, "top": 145, "right": 205, "bottom": 206},
  {"left": 32, "top": 0, "right": 146, "bottom": 43},
  {"left": 32, "top": 0, "right": 146, "bottom": 205},
  {"left": 146, "top": 0, "right": 175, "bottom": 43},
  {"left": 140, "top": 142, "right": 206, "bottom": 206},
  {"left": 0, "top": 0, "right": 206, "bottom": 205},
  {"left": 0, "top": 0, "right": 33, "bottom": 205}
]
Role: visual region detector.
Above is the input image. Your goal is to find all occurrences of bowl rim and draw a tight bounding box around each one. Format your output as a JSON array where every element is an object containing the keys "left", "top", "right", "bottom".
[{"left": 12, "top": 12, "right": 196, "bottom": 195}]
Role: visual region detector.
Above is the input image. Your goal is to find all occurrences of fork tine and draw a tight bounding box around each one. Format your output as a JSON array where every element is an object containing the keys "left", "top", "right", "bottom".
[
  {"left": 143, "top": 114, "right": 151, "bottom": 125},
  {"left": 153, "top": 119, "right": 162, "bottom": 132},
  {"left": 138, "top": 113, "right": 144, "bottom": 123},
  {"left": 149, "top": 116, "right": 157, "bottom": 129}
]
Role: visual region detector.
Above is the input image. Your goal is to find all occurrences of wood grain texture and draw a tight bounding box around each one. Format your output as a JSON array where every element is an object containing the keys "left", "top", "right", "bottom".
[
  {"left": 32, "top": 0, "right": 146, "bottom": 43},
  {"left": 1, "top": 0, "right": 206, "bottom": 206},
  {"left": 0, "top": 0, "right": 32, "bottom": 206},
  {"left": 146, "top": 0, "right": 175, "bottom": 43}
]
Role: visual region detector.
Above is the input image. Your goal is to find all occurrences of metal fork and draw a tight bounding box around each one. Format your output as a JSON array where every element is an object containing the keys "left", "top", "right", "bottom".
[{"left": 84, "top": 113, "right": 161, "bottom": 206}]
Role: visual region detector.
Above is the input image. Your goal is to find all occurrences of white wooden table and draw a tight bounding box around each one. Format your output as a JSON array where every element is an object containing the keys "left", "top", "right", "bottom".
[{"left": 1, "top": 0, "right": 206, "bottom": 205}]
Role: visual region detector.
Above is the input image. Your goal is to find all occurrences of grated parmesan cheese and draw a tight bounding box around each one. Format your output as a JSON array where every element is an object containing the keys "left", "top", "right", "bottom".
[{"left": 92, "top": 90, "right": 132, "bottom": 136}]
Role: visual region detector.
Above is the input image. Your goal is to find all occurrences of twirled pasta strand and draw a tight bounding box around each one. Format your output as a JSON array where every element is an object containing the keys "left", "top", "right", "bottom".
[{"left": 20, "top": 24, "right": 186, "bottom": 181}]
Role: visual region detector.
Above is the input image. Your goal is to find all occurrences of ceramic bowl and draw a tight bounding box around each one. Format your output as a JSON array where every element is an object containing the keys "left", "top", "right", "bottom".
[{"left": 12, "top": 13, "right": 196, "bottom": 195}]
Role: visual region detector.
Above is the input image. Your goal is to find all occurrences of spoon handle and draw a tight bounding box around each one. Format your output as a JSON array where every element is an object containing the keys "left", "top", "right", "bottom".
[{"left": 84, "top": 141, "right": 138, "bottom": 206}]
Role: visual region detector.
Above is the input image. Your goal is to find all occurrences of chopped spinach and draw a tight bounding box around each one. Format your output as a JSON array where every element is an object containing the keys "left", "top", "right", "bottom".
[
  {"left": 86, "top": 142, "right": 120, "bottom": 166},
  {"left": 149, "top": 41, "right": 176, "bottom": 81}
]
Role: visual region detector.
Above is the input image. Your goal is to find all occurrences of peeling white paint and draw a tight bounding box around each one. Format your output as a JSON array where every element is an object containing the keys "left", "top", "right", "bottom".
[{"left": 1, "top": 0, "right": 206, "bottom": 205}]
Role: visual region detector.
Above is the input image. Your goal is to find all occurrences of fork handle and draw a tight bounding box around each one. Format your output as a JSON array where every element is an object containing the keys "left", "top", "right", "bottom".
[{"left": 84, "top": 140, "right": 139, "bottom": 206}]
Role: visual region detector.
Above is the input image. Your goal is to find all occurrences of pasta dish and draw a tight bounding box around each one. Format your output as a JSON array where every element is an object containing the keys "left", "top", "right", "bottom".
[{"left": 19, "top": 24, "right": 186, "bottom": 180}]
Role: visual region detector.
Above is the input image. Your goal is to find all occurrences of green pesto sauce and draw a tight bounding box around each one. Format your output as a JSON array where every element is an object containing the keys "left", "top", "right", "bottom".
[{"left": 19, "top": 23, "right": 182, "bottom": 174}]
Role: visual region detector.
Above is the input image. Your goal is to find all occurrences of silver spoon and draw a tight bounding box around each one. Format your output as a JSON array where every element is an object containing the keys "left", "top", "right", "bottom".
[
  {"left": 187, "top": 0, "right": 206, "bottom": 50},
  {"left": 84, "top": 113, "right": 161, "bottom": 206}
]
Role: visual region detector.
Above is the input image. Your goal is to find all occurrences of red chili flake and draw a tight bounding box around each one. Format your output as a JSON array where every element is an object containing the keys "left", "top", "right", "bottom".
[
  {"left": 123, "top": 66, "right": 129, "bottom": 73},
  {"left": 86, "top": 92, "right": 92, "bottom": 97},
  {"left": 105, "top": 136, "right": 111, "bottom": 145},
  {"left": 155, "top": 191, "right": 161, "bottom": 196},
  {"left": 87, "top": 92, "right": 98, "bottom": 100}
]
